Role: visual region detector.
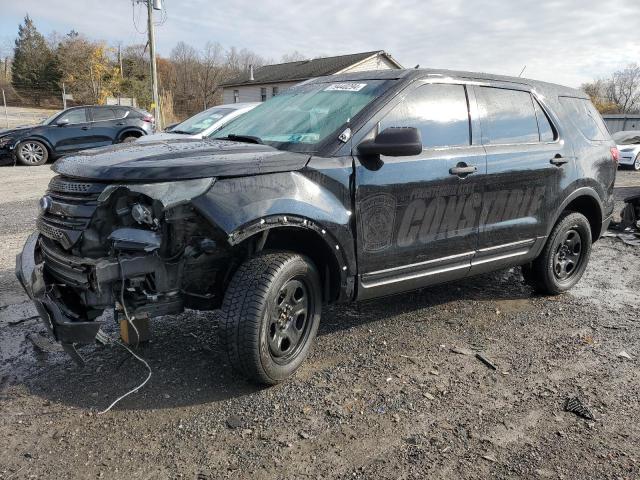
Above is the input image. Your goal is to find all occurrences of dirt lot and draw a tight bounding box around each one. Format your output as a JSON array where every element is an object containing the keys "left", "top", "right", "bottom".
[
  {"left": 1, "top": 166, "right": 639, "bottom": 479},
  {"left": 0, "top": 106, "right": 58, "bottom": 130}
]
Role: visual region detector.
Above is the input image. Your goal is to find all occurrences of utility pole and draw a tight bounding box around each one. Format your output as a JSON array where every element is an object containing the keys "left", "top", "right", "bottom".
[
  {"left": 62, "top": 83, "right": 67, "bottom": 110},
  {"left": 147, "top": 0, "right": 161, "bottom": 129},
  {"left": 118, "top": 44, "right": 124, "bottom": 80},
  {"left": 2, "top": 89, "right": 8, "bottom": 128}
]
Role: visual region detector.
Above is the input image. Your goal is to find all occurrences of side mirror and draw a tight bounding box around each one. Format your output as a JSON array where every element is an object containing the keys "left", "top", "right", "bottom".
[
  {"left": 357, "top": 127, "right": 422, "bottom": 157},
  {"left": 56, "top": 118, "right": 69, "bottom": 127}
]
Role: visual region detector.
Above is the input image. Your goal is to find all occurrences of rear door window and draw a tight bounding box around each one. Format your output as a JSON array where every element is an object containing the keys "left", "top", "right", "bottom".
[
  {"left": 380, "top": 83, "right": 471, "bottom": 148},
  {"left": 533, "top": 99, "right": 556, "bottom": 142},
  {"left": 559, "top": 97, "right": 609, "bottom": 141},
  {"left": 91, "top": 108, "right": 117, "bottom": 122},
  {"left": 477, "top": 87, "right": 539, "bottom": 144}
]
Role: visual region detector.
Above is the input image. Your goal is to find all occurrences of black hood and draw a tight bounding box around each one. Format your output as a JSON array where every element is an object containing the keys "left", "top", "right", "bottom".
[
  {"left": 53, "top": 138, "right": 311, "bottom": 181},
  {"left": 0, "top": 125, "right": 35, "bottom": 136}
]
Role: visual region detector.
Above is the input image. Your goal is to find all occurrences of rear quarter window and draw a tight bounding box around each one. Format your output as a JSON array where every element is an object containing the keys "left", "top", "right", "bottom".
[{"left": 559, "top": 97, "right": 609, "bottom": 141}]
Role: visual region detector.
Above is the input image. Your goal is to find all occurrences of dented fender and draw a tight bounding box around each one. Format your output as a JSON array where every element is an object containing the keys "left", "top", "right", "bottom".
[{"left": 191, "top": 169, "right": 356, "bottom": 273}]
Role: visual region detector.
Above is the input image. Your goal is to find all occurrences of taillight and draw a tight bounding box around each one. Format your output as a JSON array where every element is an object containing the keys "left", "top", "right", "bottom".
[
  {"left": 610, "top": 146, "right": 619, "bottom": 164},
  {"left": 143, "top": 114, "right": 154, "bottom": 123}
]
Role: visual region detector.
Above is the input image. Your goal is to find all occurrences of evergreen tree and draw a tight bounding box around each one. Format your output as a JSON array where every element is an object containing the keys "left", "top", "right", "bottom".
[{"left": 11, "top": 15, "right": 60, "bottom": 101}]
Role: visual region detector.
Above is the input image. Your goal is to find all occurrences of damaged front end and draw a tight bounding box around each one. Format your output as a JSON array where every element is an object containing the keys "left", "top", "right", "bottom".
[{"left": 16, "top": 175, "right": 236, "bottom": 363}]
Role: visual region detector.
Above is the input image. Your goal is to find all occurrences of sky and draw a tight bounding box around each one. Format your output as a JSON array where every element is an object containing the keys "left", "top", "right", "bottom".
[{"left": 1, "top": 0, "right": 639, "bottom": 88}]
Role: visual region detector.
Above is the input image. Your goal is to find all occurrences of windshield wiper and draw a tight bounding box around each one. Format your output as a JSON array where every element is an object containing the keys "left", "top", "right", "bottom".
[{"left": 217, "top": 134, "right": 263, "bottom": 145}]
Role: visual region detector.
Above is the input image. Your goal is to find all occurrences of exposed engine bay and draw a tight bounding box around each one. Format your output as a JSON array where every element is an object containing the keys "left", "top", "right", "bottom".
[{"left": 18, "top": 175, "right": 253, "bottom": 348}]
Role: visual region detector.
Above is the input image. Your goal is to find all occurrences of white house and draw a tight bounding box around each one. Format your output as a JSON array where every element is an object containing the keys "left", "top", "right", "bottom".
[{"left": 221, "top": 50, "right": 402, "bottom": 104}]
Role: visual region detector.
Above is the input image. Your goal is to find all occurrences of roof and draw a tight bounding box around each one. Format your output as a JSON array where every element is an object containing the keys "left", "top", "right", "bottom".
[
  {"left": 221, "top": 51, "right": 402, "bottom": 87},
  {"left": 305, "top": 68, "right": 585, "bottom": 98}
]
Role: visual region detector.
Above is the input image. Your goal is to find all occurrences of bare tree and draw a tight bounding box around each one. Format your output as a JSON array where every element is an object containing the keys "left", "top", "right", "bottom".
[
  {"left": 281, "top": 51, "right": 307, "bottom": 63},
  {"left": 197, "top": 42, "right": 225, "bottom": 109},
  {"left": 605, "top": 63, "right": 640, "bottom": 113},
  {"left": 225, "top": 46, "right": 267, "bottom": 73}
]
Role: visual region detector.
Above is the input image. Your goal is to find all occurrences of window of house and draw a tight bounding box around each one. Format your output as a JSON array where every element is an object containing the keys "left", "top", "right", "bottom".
[
  {"left": 476, "top": 87, "right": 540, "bottom": 144},
  {"left": 261, "top": 88, "right": 267, "bottom": 102},
  {"left": 233, "top": 90, "right": 239, "bottom": 103},
  {"left": 380, "top": 83, "right": 471, "bottom": 148},
  {"left": 272, "top": 86, "right": 279, "bottom": 97}
]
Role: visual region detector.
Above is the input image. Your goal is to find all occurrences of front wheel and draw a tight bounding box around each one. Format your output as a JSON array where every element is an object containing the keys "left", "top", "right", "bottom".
[
  {"left": 522, "top": 212, "right": 592, "bottom": 295},
  {"left": 15, "top": 140, "right": 48, "bottom": 166},
  {"left": 220, "top": 251, "right": 322, "bottom": 384},
  {"left": 633, "top": 153, "right": 640, "bottom": 171}
]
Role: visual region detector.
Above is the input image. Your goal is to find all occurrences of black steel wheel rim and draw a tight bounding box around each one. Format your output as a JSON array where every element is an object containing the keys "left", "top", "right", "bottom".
[
  {"left": 267, "top": 277, "right": 313, "bottom": 363},
  {"left": 553, "top": 228, "right": 583, "bottom": 282}
]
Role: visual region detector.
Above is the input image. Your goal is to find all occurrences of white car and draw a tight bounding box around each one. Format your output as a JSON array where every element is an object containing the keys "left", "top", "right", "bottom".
[
  {"left": 613, "top": 130, "right": 640, "bottom": 171},
  {"left": 138, "top": 102, "right": 259, "bottom": 142}
]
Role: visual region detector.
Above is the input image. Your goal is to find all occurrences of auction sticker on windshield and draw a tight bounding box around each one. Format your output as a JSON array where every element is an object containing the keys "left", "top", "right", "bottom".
[{"left": 324, "top": 83, "right": 367, "bottom": 92}]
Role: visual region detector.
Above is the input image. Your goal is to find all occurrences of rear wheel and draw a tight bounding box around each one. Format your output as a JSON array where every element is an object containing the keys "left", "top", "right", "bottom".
[
  {"left": 120, "top": 134, "right": 139, "bottom": 143},
  {"left": 16, "top": 140, "right": 48, "bottom": 166},
  {"left": 220, "top": 251, "right": 322, "bottom": 384},
  {"left": 522, "top": 212, "right": 592, "bottom": 295}
]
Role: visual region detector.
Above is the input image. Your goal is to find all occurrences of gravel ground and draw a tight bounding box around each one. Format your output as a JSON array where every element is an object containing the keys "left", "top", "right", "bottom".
[{"left": 0, "top": 165, "right": 639, "bottom": 479}]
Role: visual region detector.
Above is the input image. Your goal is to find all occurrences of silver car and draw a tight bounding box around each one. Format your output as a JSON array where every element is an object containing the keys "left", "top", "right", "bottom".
[
  {"left": 613, "top": 130, "right": 640, "bottom": 171},
  {"left": 138, "top": 102, "right": 259, "bottom": 142}
]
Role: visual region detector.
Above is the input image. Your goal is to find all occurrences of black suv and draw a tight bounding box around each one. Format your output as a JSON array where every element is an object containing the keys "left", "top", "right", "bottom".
[
  {"left": 16, "top": 69, "right": 617, "bottom": 384},
  {"left": 0, "top": 105, "right": 154, "bottom": 166}
]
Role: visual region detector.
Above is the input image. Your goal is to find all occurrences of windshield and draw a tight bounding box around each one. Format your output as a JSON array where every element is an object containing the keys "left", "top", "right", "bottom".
[
  {"left": 613, "top": 130, "right": 640, "bottom": 145},
  {"left": 212, "top": 80, "right": 393, "bottom": 152},
  {"left": 42, "top": 110, "right": 63, "bottom": 125},
  {"left": 170, "top": 107, "right": 235, "bottom": 134}
]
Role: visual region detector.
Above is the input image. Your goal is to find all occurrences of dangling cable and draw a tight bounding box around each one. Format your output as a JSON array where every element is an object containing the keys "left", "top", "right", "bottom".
[{"left": 97, "top": 256, "right": 152, "bottom": 415}]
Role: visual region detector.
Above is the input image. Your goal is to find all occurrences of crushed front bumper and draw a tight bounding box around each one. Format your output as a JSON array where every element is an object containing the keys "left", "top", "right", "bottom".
[{"left": 16, "top": 233, "right": 102, "bottom": 364}]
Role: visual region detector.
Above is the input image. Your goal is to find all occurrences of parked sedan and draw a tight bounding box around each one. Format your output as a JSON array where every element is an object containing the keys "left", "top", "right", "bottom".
[
  {"left": 613, "top": 130, "right": 640, "bottom": 170},
  {"left": 137, "top": 102, "right": 259, "bottom": 142},
  {"left": 0, "top": 105, "right": 154, "bottom": 166}
]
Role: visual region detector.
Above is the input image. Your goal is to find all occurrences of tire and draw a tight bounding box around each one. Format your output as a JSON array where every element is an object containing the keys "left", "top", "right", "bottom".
[
  {"left": 120, "top": 135, "right": 138, "bottom": 143},
  {"left": 633, "top": 153, "right": 640, "bottom": 171},
  {"left": 522, "top": 212, "right": 592, "bottom": 295},
  {"left": 220, "top": 251, "right": 322, "bottom": 385},
  {"left": 15, "top": 140, "right": 49, "bottom": 166}
]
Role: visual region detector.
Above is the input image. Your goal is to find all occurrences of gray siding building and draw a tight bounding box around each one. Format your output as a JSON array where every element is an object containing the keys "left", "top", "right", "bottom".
[
  {"left": 221, "top": 51, "right": 402, "bottom": 104},
  {"left": 602, "top": 113, "right": 640, "bottom": 134}
]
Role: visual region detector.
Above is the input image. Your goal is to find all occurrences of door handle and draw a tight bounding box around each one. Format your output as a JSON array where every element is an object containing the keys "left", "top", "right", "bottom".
[
  {"left": 81, "top": 126, "right": 89, "bottom": 130},
  {"left": 550, "top": 154, "right": 571, "bottom": 166},
  {"left": 449, "top": 165, "right": 477, "bottom": 176},
  {"left": 116, "top": 122, "right": 125, "bottom": 125}
]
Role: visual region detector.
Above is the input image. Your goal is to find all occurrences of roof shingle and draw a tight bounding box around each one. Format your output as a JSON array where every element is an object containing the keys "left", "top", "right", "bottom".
[{"left": 221, "top": 51, "right": 397, "bottom": 87}]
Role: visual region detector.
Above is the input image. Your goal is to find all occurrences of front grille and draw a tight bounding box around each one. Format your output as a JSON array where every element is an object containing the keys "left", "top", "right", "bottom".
[
  {"left": 38, "top": 176, "right": 108, "bottom": 249},
  {"left": 40, "top": 237, "right": 93, "bottom": 288}
]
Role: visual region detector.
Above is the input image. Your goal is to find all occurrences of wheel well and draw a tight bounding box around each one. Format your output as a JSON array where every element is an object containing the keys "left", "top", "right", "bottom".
[
  {"left": 119, "top": 130, "right": 142, "bottom": 140},
  {"left": 257, "top": 227, "right": 342, "bottom": 303},
  {"left": 563, "top": 195, "right": 602, "bottom": 241}
]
